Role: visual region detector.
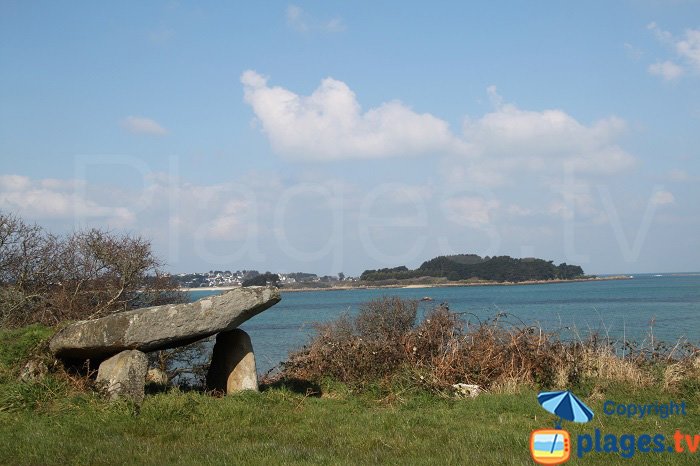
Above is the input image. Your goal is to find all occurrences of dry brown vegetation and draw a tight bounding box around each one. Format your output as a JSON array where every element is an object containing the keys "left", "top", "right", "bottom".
[
  {"left": 275, "top": 297, "right": 700, "bottom": 394},
  {"left": 0, "top": 211, "right": 183, "bottom": 328}
]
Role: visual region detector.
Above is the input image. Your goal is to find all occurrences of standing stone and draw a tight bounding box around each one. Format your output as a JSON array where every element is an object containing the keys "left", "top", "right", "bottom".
[
  {"left": 96, "top": 350, "right": 148, "bottom": 405},
  {"left": 206, "top": 329, "right": 258, "bottom": 393}
]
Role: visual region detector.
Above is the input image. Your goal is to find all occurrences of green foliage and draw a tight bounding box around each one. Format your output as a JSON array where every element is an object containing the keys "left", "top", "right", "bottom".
[
  {"left": 360, "top": 265, "right": 412, "bottom": 281},
  {"left": 0, "top": 324, "right": 53, "bottom": 371},
  {"left": 286, "top": 272, "right": 318, "bottom": 282},
  {"left": 360, "top": 254, "right": 586, "bottom": 282},
  {"left": 242, "top": 272, "right": 280, "bottom": 287},
  {"left": 0, "top": 324, "right": 85, "bottom": 414}
]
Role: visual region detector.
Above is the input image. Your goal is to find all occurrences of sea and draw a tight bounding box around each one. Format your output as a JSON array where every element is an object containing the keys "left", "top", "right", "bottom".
[{"left": 189, "top": 273, "right": 700, "bottom": 374}]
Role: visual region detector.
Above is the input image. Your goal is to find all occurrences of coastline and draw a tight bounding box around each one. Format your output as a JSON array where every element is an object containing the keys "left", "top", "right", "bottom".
[
  {"left": 280, "top": 275, "right": 632, "bottom": 293},
  {"left": 180, "top": 286, "right": 239, "bottom": 292},
  {"left": 179, "top": 275, "right": 632, "bottom": 294}
]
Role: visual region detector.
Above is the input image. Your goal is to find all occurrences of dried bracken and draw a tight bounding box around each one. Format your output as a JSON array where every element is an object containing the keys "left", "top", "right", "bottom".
[{"left": 274, "top": 297, "right": 699, "bottom": 394}]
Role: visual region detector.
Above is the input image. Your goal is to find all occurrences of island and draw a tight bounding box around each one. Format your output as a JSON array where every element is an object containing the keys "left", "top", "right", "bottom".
[{"left": 360, "top": 254, "right": 585, "bottom": 282}]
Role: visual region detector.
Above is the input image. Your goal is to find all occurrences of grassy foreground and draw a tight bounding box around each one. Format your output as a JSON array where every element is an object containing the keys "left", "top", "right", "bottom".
[
  {"left": 2, "top": 385, "right": 699, "bottom": 465},
  {"left": 1, "top": 327, "right": 699, "bottom": 465}
]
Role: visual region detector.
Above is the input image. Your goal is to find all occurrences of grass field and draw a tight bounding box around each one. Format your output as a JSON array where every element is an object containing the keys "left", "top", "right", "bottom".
[{"left": 1, "top": 327, "right": 699, "bottom": 465}]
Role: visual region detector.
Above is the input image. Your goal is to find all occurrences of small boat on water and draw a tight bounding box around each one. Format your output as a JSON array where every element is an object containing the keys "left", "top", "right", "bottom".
[{"left": 420, "top": 296, "right": 433, "bottom": 302}]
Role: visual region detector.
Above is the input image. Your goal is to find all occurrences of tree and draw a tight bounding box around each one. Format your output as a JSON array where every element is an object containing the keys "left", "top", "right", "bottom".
[
  {"left": 242, "top": 272, "right": 279, "bottom": 287},
  {"left": 0, "top": 211, "right": 183, "bottom": 328},
  {"left": 338, "top": 272, "right": 345, "bottom": 281},
  {"left": 0, "top": 212, "right": 59, "bottom": 326}
]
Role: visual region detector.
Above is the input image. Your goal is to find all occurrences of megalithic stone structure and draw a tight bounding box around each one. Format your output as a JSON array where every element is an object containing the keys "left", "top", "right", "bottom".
[{"left": 48, "top": 286, "right": 281, "bottom": 360}]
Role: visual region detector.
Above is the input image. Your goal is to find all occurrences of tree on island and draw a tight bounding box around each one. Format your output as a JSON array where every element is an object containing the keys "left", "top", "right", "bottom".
[
  {"left": 242, "top": 272, "right": 280, "bottom": 287},
  {"left": 360, "top": 254, "right": 586, "bottom": 283}
]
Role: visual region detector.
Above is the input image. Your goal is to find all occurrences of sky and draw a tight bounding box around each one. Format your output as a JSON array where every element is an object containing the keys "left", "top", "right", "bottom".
[{"left": 1, "top": 1, "right": 699, "bottom": 276}]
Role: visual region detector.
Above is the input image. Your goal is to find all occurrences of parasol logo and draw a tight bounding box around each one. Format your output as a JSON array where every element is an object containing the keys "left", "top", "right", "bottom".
[
  {"left": 530, "top": 392, "right": 697, "bottom": 461},
  {"left": 530, "top": 390, "right": 594, "bottom": 465},
  {"left": 530, "top": 429, "right": 571, "bottom": 465}
]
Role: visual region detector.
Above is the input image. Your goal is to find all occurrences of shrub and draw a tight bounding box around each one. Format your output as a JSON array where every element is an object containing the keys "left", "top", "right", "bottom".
[
  {"left": 355, "top": 296, "right": 416, "bottom": 340},
  {"left": 275, "top": 298, "right": 700, "bottom": 395},
  {"left": 278, "top": 298, "right": 416, "bottom": 387},
  {"left": 0, "top": 211, "right": 184, "bottom": 328}
]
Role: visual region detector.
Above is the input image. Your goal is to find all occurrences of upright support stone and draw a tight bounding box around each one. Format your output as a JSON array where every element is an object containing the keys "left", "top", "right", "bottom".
[
  {"left": 206, "top": 329, "right": 258, "bottom": 393},
  {"left": 96, "top": 350, "right": 148, "bottom": 405}
]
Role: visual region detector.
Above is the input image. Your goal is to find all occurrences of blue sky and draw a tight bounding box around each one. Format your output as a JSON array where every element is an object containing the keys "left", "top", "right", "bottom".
[{"left": 1, "top": 1, "right": 699, "bottom": 275}]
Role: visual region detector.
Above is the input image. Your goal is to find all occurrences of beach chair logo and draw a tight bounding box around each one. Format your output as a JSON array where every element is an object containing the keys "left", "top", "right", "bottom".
[
  {"left": 530, "top": 390, "right": 594, "bottom": 464},
  {"left": 530, "top": 429, "right": 570, "bottom": 465}
]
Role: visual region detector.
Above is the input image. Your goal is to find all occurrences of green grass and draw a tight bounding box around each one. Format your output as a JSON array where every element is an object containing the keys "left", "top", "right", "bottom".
[
  {"left": 0, "top": 324, "right": 54, "bottom": 369},
  {"left": 1, "top": 326, "right": 699, "bottom": 465},
  {"left": 1, "top": 387, "right": 699, "bottom": 465}
]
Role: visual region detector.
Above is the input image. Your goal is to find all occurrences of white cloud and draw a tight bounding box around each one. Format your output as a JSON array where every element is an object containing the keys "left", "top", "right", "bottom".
[
  {"left": 506, "top": 204, "right": 533, "bottom": 217},
  {"left": 567, "top": 146, "right": 638, "bottom": 175},
  {"left": 207, "top": 200, "right": 250, "bottom": 240},
  {"left": 286, "top": 5, "right": 307, "bottom": 32},
  {"left": 648, "top": 60, "right": 684, "bottom": 80},
  {"left": 241, "top": 70, "right": 459, "bottom": 160},
  {"left": 445, "top": 87, "right": 635, "bottom": 186},
  {"left": 0, "top": 175, "right": 134, "bottom": 226},
  {"left": 548, "top": 183, "right": 605, "bottom": 222},
  {"left": 648, "top": 22, "right": 673, "bottom": 44},
  {"left": 286, "top": 5, "right": 345, "bottom": 33},
  {"left": 548, "top": 200, "right": 573, "bottom": 220},
  {"left": 383, "top": 184, "right": 433, "bottom": 203},
  {"left": 137, "top": 174, "right": 283, "bottom": 243},
  {"left": 676, "top": 28, "right": 700, "bottom": 71},
  {"left": 650, "top": 190, "right": 675, "bottom": 206},
  {"left": 666, "top": 169, "right": 690, "bottom": 182},
  {"left": 39, "top": 178, "right": 86, "bottom": 190},
  {"left": 323, "top": 18, "right": 346, "bottom": 33},
  {"left": 3, "top": 170, "right": 682, "bottom": 274},
  {"left": 0, "top": 175, "right": 31, "bottom": 191},
  {"left": 624, "top": 43, "right": 644, "bottom": 60},
  {"left": 442, "top": 196, "right": 500, "bottom": 227},
  {"left": 120, "top": 116, "right": 168, "bottom": 136},
  {"left": 242, "top": 72, "right": 637, "bottom": 186},
  {"left": 462, "top": 94, "right": 627, "bottom": 160},
  {"left": 0, "top": 173, "right": 272, "bottom": 241},
  {"left": 647, "top": 23, "right": 700, "bottom": 79}
]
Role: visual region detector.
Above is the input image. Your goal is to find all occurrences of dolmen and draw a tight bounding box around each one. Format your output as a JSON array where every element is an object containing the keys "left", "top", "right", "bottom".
[{"left": 48, "top": 286, "right": 281, "bottom": 405}]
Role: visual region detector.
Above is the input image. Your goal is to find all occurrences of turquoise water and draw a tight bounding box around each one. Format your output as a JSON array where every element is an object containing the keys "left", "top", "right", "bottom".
[{"left": 189, "top": 274, "right": 700, "bottom": 374}]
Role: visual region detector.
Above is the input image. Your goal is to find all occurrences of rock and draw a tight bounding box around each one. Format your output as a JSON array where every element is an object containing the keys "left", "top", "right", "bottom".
[
  {"left": 146, "top": 368, "right": 169, "bottom": 386},
  {"left": 452, "top": 383, "right": 482, "bottom": 398},
  {"left": 206, "top": 329, "right": 258, "bottom": 393},
  {"left": 20, "top": 359, "right": 48, "bottom": 382},
  {"left": 49, "top": 286, "right": 281, "bottom": 359},
  {"left": 96, "top": 350, "right": 148, "bottom": 404}
]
